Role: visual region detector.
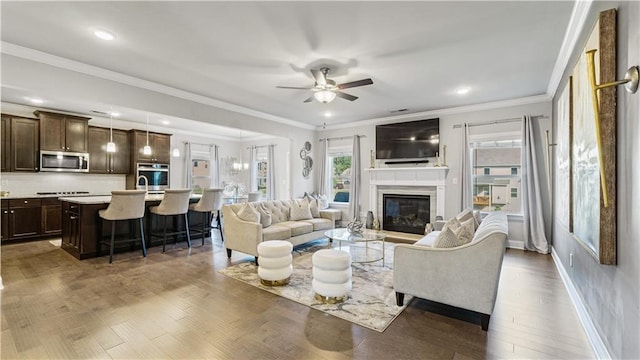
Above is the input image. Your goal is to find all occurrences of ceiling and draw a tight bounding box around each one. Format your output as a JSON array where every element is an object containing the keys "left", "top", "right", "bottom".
[{"left": 1, "top": 1, "right": 575, "bottom": 132}]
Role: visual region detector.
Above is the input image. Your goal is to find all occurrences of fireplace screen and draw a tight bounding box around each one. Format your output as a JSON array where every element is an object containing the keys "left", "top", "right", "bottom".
[{"left": 383, "top": 194, "right": 430, "bottom": 234}]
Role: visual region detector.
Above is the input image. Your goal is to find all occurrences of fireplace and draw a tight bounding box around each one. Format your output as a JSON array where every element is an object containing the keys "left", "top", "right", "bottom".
[{"left": 383, "top": 194, "right": 430, "bottom": 234}]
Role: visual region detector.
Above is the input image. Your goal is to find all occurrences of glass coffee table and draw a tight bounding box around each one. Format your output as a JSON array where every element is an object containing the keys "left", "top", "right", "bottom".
[{"left": 324, "top": 228, "right": 386, "bottom": 264}]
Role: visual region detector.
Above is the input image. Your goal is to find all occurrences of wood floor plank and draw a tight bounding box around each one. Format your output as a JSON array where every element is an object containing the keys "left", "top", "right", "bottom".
[{"left": 0, "top": 238, "right": 596, "bottom": 359}]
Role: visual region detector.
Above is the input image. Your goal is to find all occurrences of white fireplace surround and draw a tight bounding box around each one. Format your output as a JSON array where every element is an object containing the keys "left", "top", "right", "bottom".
[{"left": 365, "top": 167, "right": 448, "bottom": 227}]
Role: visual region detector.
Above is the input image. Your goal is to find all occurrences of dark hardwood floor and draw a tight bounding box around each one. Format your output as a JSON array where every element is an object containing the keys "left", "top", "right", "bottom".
[{"left": 1, "top": 235, "right": 595, "bottom": 359}]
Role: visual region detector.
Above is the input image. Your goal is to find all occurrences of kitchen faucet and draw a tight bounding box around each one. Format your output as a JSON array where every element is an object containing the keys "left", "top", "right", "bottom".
[{"left": 137, "top": 175, "right": 149, "bottom": 193}]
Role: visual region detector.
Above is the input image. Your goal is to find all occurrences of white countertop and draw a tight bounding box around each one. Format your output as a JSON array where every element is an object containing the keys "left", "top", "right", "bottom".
[{"left": 58, "top": 193, "right": 200, "bottom": 204}]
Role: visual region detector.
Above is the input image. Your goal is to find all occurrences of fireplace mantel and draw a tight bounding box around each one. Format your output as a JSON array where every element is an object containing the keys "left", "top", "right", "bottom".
[{"left": 365, "top": 166, "right": 448, "bottom": 219}]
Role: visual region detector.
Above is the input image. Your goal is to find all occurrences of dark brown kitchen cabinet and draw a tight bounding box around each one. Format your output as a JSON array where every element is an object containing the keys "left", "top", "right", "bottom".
[
  {"left": 129, "top": 129, "right": 171, "bottom": 166},
  {"left": 88, "top": 126, "right": 130, "bottom": 174},
  {"left": 41, "top": 198, "right": 62, "bottom": 236},
  {"left": 61, "top": 201, "right": 82, "bottom": 256},
  {"left": 1, "top": 200, "right": 9, "bottom": 241},
  {"left": 35, "top": 110, "right": 90, "bottom": 153},
  {"left": 1, "top": 115, "right": 10, "bottom": 172},
  {"left": 1, "top": 198, "right": 42, "bottom": 241},
  {"left": 4, "top": 115, "right": 40, "bottom": 172}
]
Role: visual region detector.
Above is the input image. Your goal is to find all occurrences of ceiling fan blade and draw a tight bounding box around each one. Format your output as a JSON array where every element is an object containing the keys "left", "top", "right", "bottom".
[
  {"left": 310, "top": 69, "right": 326, "bottom": 87},
  {"left": 276, "top": 86, "right": 312, "bottom": 90},
  {"left": 337, "top": 78, "right": 373, "bottom": 90},
  {"left": 303, "top": 96, "right": 314, "bottom": 103},
  {"left": 336, "top": 91, "right": 358, "bottom": 101}
]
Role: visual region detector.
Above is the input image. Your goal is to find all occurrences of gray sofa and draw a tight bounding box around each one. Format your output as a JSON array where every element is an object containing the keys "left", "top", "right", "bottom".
[
  {"left": 393, "top": 211, "right": 508, "bottom": 330},
  {"left": 222, "top": 200, "right": 338, "bottom": 260}
]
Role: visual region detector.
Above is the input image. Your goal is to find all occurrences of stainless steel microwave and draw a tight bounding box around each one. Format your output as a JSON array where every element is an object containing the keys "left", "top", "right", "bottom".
[
  {"left": 136, "top": 163, "right": 170, "bottom": 191},
  {"left": 40, "top": 150, "right": 89, "bottom": 172}
]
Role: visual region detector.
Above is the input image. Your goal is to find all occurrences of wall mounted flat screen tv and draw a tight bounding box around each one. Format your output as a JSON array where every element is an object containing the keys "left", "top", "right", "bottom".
[{"left": 376, "top": 118, "right": 440, "bottom": 160}]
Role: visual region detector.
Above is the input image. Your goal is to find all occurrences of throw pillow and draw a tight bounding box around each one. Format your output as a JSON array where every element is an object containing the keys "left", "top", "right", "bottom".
[
  {"left": 318, "top": 194, "right": 329, "bottom": 209},
  {"left": 308, "top": 197, "right": 321, "bottom": 218},
  {"left": 290, "top": 198, "right": 313, "bottom": 220},
  {"left": 442, "top": 216, "right": 461, "bottom": 233},
  {"left": 257, "top": 203, "right": 272, "bottom": 228},
  {"left": 456, "top": 218, "right": 475, "bottom": 244},
  {"left": 434, "top": 227, "right": 466, "bottom": 248},
  {"left": 473, "top": 210, "right": 482, "bottom": 228},
  {"left": 457, "top": 208, "right": 474, "bottom": 223},
  {"left": 237, "top": 203, "right": 260, "bottom": 223}
]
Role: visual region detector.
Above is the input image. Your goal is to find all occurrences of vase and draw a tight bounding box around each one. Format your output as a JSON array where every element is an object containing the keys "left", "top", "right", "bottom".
[
  {"left": 365, "top": 211, "right": 374, "bottom": 229},
  {"left": 372, "top": 218, "right": 380, "bottom": 231}
]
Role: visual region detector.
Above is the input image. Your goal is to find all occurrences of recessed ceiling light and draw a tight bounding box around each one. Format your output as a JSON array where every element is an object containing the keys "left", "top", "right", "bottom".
[
  {"left": 161, "top": 120, "right": 170, "bottom": 125},
  {"left": 324, "top": 112, "right": 332, "bottom": 118},
  {"left": 456, "top": 87, "right": 471, "bottom": 95},
  {"left": 94, "top": 29, "right": 116, "bottom": 41},
  {"left": 29, "top": 98, "right": 44, "bottom": 104},
  {"left": 110, "top": 112, "right": 120, "bottom": 117}
]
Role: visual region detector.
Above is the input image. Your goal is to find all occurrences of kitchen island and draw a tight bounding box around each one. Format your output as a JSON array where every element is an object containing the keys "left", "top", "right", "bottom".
[{"left": 59, "top": 194, "right": 206, "bottom": 259}]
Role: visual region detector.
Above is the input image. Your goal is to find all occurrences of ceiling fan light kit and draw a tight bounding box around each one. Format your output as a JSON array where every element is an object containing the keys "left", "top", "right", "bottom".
[
  {"left": 277, "top": 66, "right": 373, "bottom": 104},
  {"left": 314, "top": 90, "right": 337, "bottom": 103}
]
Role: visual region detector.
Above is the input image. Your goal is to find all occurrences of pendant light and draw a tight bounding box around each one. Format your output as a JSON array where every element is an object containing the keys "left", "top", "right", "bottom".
[
  {"left": 106, "top": 108, "right": 116, "bottom": 153},
  {"left": 143, "top": 113, "right": 152, "bottom": 155}
]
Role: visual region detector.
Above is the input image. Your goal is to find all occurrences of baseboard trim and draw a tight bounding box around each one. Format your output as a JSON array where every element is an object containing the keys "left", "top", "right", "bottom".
[
  {"left": 507, "top": 239, "right": 524, "bottom": 249},
  {"left": 551, "top": 247, "right": 611, "bottom": 359}
]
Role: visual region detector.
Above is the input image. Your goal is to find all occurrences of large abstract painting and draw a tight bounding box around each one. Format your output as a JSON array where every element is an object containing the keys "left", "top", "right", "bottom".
[
  {"left": 555, "top": 78, "right": 572, "bottom": 231},
  {"left": 570, "top": 9, "right": 617, "bottom": 265}
]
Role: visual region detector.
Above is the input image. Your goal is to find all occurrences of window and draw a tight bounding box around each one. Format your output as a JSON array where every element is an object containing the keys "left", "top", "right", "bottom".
[
  {"left": 327, "top": 143, "right": 352, "bottom": 203},
  {"left": 256, "top": 159, "right": 267, "bottom": 198},
  {"left": 191, "top": 159, "right": 211, "bottom": 194},
  {"left": 470, "top": 133, "right": 522, "bottom": 214},
  {"left": 255, "top": 151, "right": 268, "bottom": 199}
]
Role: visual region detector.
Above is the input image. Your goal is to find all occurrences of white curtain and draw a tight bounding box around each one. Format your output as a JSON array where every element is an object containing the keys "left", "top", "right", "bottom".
[
  {"left": 348, "top": 135, "right": 361, "bottom": 221},
  {"left": 460, "top": 124, "right": 473, "bottom": 211},
  {"left": 318, "top": 139, "right": 328, "bottom": 196},
  {"left": 184, "top": 142, "right": 192, "bottom": 188},
  {"left": 211, "top": 145, "right": 219, "bottom": 188},
  {"left": 249, "top": 146, "right": 257, "bottom": 192},
  {"left": 267, "top": 144, "right": 276, "bottom": 200},
  {"left": 522, "top": 115, "right": 549, "bottom": 253}
]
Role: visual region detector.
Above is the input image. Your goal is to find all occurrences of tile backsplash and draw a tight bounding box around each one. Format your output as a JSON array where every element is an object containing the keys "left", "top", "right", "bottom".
[{"left": 0, "top": 172, "right": 126, "bottom": 197}]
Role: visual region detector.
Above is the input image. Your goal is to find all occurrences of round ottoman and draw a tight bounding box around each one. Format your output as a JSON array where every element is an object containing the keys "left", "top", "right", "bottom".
[
  {"left": 312, "top": 249, "right": 352, "bottom": 303},
  {"left": 257, "top": 240, "right": 293, "bottom": 286}
]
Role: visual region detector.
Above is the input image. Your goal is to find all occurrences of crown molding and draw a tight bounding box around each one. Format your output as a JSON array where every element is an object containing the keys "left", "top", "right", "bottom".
[
  {"left": 320, "top": 94, "right": 551, "bottom": 131},
  {"left": 1, "top": 42, "right": 316, "bottom": 131},
  {"left": 546, "top": 0, "right": 593, "bottom": 98}
]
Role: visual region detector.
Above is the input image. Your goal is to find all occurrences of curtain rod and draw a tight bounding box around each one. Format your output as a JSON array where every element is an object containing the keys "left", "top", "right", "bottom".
[
  {"left": 246, "top": 144, "right": 277, "bottom": 150},
  {"left": 183, "top": 141, "right": 218, "bottom": 147},
  {"left": 452, "top": 115, "right": 547, "bottom": 129},
  {"left": 319, "top": 135, "right": 367, "bottom": 142}
]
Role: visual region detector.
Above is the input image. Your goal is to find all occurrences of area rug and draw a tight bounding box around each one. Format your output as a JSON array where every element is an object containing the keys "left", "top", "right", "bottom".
[{"left": 219, "top": 240, "right": 411, "bottom": 332}]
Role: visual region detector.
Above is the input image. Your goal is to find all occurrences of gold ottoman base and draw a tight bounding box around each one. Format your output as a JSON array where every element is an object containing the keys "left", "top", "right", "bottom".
[
  {"left": 314, "top": 293, "right": 348, "bottom": 304},
  {"left": 260, "top": 277, "right": 290, "bottom": 286}
]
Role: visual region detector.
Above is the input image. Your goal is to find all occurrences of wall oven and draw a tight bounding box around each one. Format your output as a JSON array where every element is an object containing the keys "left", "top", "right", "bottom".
[
  {"left": 136, "top": 163, "right": 170, "bottom": 191},
  {"left": 40, "top": 151, "right": 89, "bottom": 172}
]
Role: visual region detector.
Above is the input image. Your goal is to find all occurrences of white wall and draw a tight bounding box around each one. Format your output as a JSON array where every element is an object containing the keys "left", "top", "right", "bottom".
[
  {"left": 551, "top": 2, "right": 639, "bottom": 358},
  {"left": 1, "top": 55, "right": 317, "bottom": 198},
  {"left": 316, "top": 100, "right": 553, "bottom": 243}
]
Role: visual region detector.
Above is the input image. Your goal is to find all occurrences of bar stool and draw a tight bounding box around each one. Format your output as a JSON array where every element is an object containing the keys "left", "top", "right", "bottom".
[
  {"left": 247, "top": 192, "right": 262, "bottom": 202},
  {"left": 98, "top": 190, "right": 147, "bottom": 264},
  {"left": 149, "top": 189, "right": 193, "bottom": 252},
  {"left": 188, "top": 188, "right": 224, "bottom": 245}
]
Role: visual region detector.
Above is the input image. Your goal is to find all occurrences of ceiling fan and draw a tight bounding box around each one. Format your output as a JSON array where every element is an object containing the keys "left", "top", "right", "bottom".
[{"left": 277, "top": 67, "right": 373, "bottom": 104}]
